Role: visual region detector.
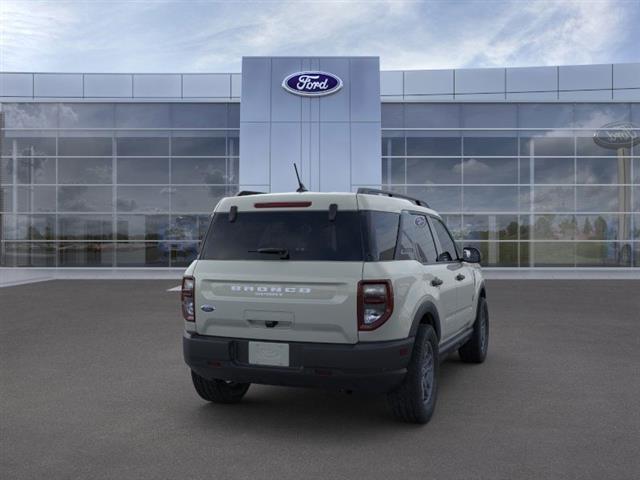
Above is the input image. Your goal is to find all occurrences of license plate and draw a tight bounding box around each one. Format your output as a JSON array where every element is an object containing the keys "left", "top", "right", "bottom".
[{"left": 248, "top": 341, "right": 290, "bottom": 367}]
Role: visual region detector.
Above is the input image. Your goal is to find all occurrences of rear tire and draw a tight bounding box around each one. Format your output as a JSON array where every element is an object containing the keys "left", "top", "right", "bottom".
[
  {"left": 387, "top": 324, "right": 439, "bottom": 424},
  {"left": 191, "top": 371, "right": 250, "bottom": 404},
  {"left": 458, "top": 296, "right": 489, "bottom": 363}
]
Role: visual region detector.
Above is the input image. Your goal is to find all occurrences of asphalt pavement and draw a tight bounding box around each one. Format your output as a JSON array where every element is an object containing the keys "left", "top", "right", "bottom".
[{"left": 1, "top": 280, "right": 639, "bottom": 480}]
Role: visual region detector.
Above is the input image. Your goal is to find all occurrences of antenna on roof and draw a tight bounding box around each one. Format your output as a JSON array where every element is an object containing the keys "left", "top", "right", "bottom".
[{"left": 293, "top": 163, "right": 308, "bottom": 192}]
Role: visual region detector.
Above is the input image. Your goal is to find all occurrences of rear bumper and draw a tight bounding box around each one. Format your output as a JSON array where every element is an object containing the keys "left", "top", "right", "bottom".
[{"left": 183, "top": 332, "right": 414, "bottom": 393}]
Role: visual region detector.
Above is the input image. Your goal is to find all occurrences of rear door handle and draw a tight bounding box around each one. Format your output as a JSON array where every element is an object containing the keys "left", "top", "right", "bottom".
[
  {"left": 455, "top": 274, "right": 465, "bottom": 281},
  {"left": 431, "top": 277, "right": 443, "bottom": 287}
]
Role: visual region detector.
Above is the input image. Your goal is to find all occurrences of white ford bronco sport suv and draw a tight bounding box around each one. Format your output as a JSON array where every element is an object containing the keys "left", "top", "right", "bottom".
[{"left": 182, "top": 188, "right": 488, "bottom": 424}]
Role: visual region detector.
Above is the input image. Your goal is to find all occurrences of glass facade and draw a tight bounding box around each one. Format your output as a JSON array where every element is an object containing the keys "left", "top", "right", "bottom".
[
  {"left": 1, "top": 101, "right": 638, "bottom": 268},
  {"left": 0, "top": 102, "right": 239, "bottom": 267},
  {"left": 382, "top": 103, "right": 639, "bottom": 268}
]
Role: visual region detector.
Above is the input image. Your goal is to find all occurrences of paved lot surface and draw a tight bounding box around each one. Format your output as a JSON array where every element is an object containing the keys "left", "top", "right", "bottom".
[{"left": 2, "top": 280, "right": 639, "bottom": 480}]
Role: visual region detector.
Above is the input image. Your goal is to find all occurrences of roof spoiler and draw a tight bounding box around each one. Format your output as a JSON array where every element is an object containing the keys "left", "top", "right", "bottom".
[
  {"left": 357, "top": 188, "right": 429, "bottom": 208},
  {"left": 236, "top": 190, "right": 266, "bottom": 196}
]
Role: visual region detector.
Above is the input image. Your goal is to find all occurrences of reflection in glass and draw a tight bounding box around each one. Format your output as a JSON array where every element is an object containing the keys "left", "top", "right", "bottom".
[
  {"left": 517, "top": 104, "right": 573, "bottom": 129},
  {"left": 1, "top": 214, "right": 55, "bottom": 240},
  {"left": 381, "top": 134, "right": 404, "bottom": 156},
  {"left": 115, "top": 242, "right": 169, "bottom": 267},
  {"left": 575, "top": 242, "right": 631, "bottom": 267},
  {"left": 170, "top": 242, "right": 199, "bottom": 267},
  {"left": 2, "top": 104, "right": 58, "bottom": 128},
  {"left": 58, "top": 243, "right": 114, "bottom": 267},
  {"left": 406, "top": 136, "right": 461, "bottom": 156},
  {"left": 116, "top": 215, "right": 169, "bottom": 240},
  {"left": 170, "top": 104, "right": 228, "bottom": 128},
  {"left": 463, "top": 215, "right": 519, "bottom": 240},
  {"left": 167, "top": 215, "right": 210, "bottom": 240},
  {"left": 463, "top": 137, "right": 517, "bottom": 156},
  {"left": 116, "top": 137, "right": 169, "bottom": 156},
  {"left": 462, "top": 158, "right": 518, "bottom": 184},
  {"left": 463, "top": 186, "right": 519, "bottom": 212},
  {"left": 116, "top": 186, "right": 170, "bottom": 212},
  {"left": 441, "top": 215, "right": 462, "bottom": 240},
  {"left": 403, "top": 186, "right": 462, "bottom": 213},
  {"left": 406, "top": 158, "right": 461, "bottom": 184},
  {"left": 533, "top": 186, "right": 574, "bottom": 212},
  {"left": 533, "top": 215, "right": 576, "bottom": 240},
  {"left": 520, "top": 136, "right": 574, "bottom": 156},
  {"left": 404, "top": 104, "right": 460, "bottom": 128},
  {"left": 59, "top": 215, "right": 113, "bottom": 240},
  {"left": 171, "top": 136, "right": 226, "bottom": 156},
  {"left": 461, "top": 104, "right": 517, "bottom": 128},
  {"left": 577, "top": 157, "right": 629, "bottom": 184},
  {"left": 171, "top": 158, "right": 228, "bottom": 184},
  {"left": 114, "top": 104, "right": 171, "bottom": 128},
  {"left": 463, "top": 241, "right": 518, "bottom": 267},
  {"left": 171, "top": 186, "right": 227, "bottom": 212},
  {"left": 634, "top": 158, "right": 639, "bottom": 183},
  {"left": 382, "top": 158, "right": 405, "bottom": 184},
  {"left": 58, "top": 137, "right": 113, "bottom": 156},
  {"left": 1, "top": 242, "right": 56, "bottom": 267},
  {"left": 59, "top": 104, "right": 115, "bottom": 128},
  {"left": 58, "top": 186, "right": 112, "bottom": 212},
  {"left": 576, "top": 137, "right": 628, "bottom": 157},
  {"left": 573, "top": 103, "right": 631, "bottom": 129},
  {"left": 576, "top": 186, "right": 625, "bottom": 212},
  {"left": 381, "top": 104, "right": 403, "bottom": 128},
  {"left": 534, "top": 158, "right": 574, "bottom": 184},
  {"left": 16, "top": 158, "right": 56, "bottom": 184},
  {"left": 1, "top": 136, "right": 56, "bottom": 156},
  {"left": 17, "top": 186, "right": 56, "bottom": 212},
  {"left": 532, "top": 242, "right": 575, "bottom": 267},
  {"left": 58, "top": 158, "right": 112, "bottom": 184},
  {"left": 117, "top": 158, "right": 169, "bottom": 184},
  {"left": 575, "top": 214, "right": 630, "bottom": 241}
]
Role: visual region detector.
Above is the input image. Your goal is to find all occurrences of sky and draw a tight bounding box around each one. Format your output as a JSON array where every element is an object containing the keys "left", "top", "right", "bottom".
[{"left": 0, "top": 0, "right": 639, "bottom": 73}]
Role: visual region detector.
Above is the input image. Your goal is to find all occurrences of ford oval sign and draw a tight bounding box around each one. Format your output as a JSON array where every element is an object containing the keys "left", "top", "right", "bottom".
[
  {"left": 282, "top": 71, "right": 343, "bottom": 97},
  {"left": 593, "top": 122, "right": 640, "bottom": 149}
]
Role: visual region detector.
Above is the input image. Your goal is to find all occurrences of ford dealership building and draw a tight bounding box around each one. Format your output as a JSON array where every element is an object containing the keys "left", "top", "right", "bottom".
[{"left": 0, "top": 57, "right": 639, "bottom": 275}]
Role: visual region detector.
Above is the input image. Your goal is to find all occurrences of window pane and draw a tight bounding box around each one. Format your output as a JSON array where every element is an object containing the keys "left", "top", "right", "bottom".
[
  {"left": 576, "top": 242, "right": 631, "bottom": 267},
  {"left": 1, "top": 136, "right": 56, "bottom": 156},
  {"left": 532, "top": 242, "right": 575, "bottom": 267},
  {"left": 58, "top": 137, "right": 112, "bottom": 156},
  {"left": 442, "top": 214, "right": 462, "bottom": 240},
  {"left": 1, "top": 242, "right": 56, "bottom": 267},
  {"left": 431, "top": 217, "right": 458, "bottom": 260},
  {"left": 361, "top": 211, "right": 399, "bottom": 261},
  {"left": 58, "top": 214, "right": 113, "bottom": 240},
  {"left": 464, "top": 241, "right": 518, "bottom": 267},
  {"left": 573, "top": 104, "right": 631, "bottom": 128},
  {"left": 462, "top": 215, "right": 519, "bottom": 240},
  {"left": 381, "top": 104, "right": 403, "bottom": 128},
  {"left": 59, "top": 103, "right": 115, "bottom": 128},
  {"left": 16, "top": 158, "right": 56, "bottom": 184},
  {"left": 171, "top": 104, "right": 228, "bottom": 128},
  {"left": 116, "top": 186, "right": 170, "bottom": 213},
  {"left": 171, "top": 186, "right": 226, "bottom": 212},
  {"left": 171, "top": 136, "right": 226, "bottom": 156},
  {"left": 533, "top": 215, "right": 576, "bottom": 240},
  {"left": 635, "top": 215, "right": 640, "bottom": 240},
  {"left": 116, "top": 137, "right": 169, "bottom": 156},
  {"left": 115, "top": 242, "right": 170, "bottom": 267},
  {"left": 462, "top": 104, "right": 517, "bottom": 128},
  {"left": 577, "top": 157, "right": 631, "bottom": 184},
  {"left": 167, "top": 215, "right": 209, "bottom": 240},
  {"left": 396, "top": 213, "right": 438, "bottom": 263},
  {"left": 1, "top": 214, "right": 55, "bottom": 240},
  {"left": 404, "top": 186, "right": 461, "bottom": 213},
  {"left": 381, "top": 133, "right": 404, "bottom": 156},
  {"left": 520, "top": 136, "right": 574, "bottom": 156},
  {"left": 575, "top": 214, "right": 630, "bottom": 241},
  {"left": 406, "top": 136, "right": 461, "bottom": 156},
  {"left": 463, "top": 158, "right": 518, "bottom": 184},
  {"left": 405, "top": 104, "right": 460, "bottom": 128},
  {"left": 382, "top": 158, "right": 405, "bottom": 185},
  {"left": 171, "top": 158, "right": 228, "bottom": 184},
  {"left": 170, "top": 242, "right": 200, "bottom": 267},
  {"left": 634, "top": 158, "right": 640, "bottom": 183},
  {"left": 463, "top": 137, "right": 517, "bottom": 156},
  {"left": 518, "top": 104, "right": 573, "bottom": 128},
  {"left": 576, "top": 136, "right": 628, "bottom": 156},
  {"left": 59, "top": 243, "right": 114, "bottom": 267},
  {"left": 58, "top": 186, "right": 112, "bottom": 212},
  {"left": 534, "top": 158, "right": 574, "bottom": 184},
  {"left": 17, "top": 186, "right": 56, "bottom": 212},
  {"left": 117, "top": 158, "right": 169, "bottom": 184},
  {"left": 533, "top": 186, "right": 574, "bottom": 212},
  {"left": 59, "top": 158, "right": 112, "bottom": 184},
  {"left": 406, "top": 158, "right": 461, "bottom": 184},
  {"left": 0, "top": 186, "right": 12, "bottom": 211},
  {"left": 463, "top": 186, "right": 519, "bottom": 212},
  {"left": 115, "top": 104, "right": 171, "bottom": 128},
  {"left": 117, "top": 215, "right": 169, "bottom": 240},
  {"left": 576, "top": 186, "right": 627, "bottom": 212},
  {"left": 2, "top": 104, "right": 58, "bottom": 128}
]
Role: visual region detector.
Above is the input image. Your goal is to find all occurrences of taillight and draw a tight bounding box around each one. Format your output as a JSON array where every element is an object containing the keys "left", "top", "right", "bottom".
[
  {"left": 181, "top": 276, "right": 195, "bottom": 322},
  {"left": 358, "top": 280, "right": 393, "bottom": 331}
]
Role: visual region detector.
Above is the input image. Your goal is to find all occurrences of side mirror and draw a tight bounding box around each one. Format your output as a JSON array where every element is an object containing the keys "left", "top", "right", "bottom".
[{"left": 462, "top": 247, "right": 481, "bottom": 264}]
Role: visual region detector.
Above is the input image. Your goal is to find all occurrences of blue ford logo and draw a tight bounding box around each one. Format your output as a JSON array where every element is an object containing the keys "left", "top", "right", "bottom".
[
  {"left": 282, "top": 71, "right": 343, "bottom": 97},
  {"left": 200, "top": 305, "right": 215, "bottom": 312}
]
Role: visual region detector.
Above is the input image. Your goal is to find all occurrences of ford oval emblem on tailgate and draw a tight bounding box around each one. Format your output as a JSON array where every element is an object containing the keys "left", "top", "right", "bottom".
[{"left": 200, "top": 305, "right": 215, "bottom": 312}]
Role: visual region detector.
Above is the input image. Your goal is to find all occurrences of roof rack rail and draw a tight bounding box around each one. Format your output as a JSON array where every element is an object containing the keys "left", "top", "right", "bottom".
[
  {"left": 236, "top": 190, "right": 265, "bottom": 196},
  {"left": 356, "top": 188, "right": 430, "bottom": 208}
]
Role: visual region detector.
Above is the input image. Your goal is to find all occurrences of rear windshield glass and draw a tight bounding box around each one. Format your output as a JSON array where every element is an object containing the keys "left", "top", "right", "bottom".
[{"left": 200, "top": 211, "right": 364, "bottom": 261}]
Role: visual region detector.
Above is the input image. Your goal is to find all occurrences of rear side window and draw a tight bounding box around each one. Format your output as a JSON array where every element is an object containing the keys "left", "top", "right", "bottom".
[
  {"left": 431, "top": 217, "right": 459, "bottom": 261},
  {"left": 396, "top": 212, "right": 438, "bottom": 263},
  {"left": 361, "top": 211, "right": 400, "bottom": 261},
  {"left": 200, "top": 211, "right": 363, "bottom": 261}
]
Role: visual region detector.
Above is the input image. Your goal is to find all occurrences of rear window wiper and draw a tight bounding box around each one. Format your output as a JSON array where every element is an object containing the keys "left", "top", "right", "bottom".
[{"left": 248, "top": 247, "right": 290, "bottom": 260}]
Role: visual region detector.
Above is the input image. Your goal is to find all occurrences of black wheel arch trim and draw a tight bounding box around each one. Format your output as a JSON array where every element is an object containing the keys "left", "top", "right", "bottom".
[{"left": 409, "top": 301, "right": 442, "bottom": 340}]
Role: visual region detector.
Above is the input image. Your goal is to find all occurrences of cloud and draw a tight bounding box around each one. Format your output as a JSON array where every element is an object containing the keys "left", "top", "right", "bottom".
[{"left": 0, "top": 0, "right": 638, "bottom": 73}]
